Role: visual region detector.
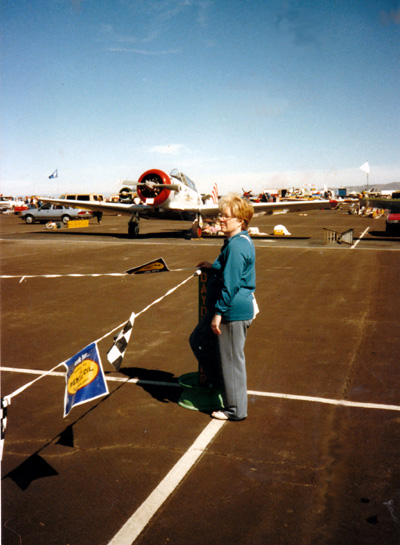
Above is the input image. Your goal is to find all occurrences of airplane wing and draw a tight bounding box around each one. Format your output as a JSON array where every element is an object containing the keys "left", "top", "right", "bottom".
[
  {"left": 39, "top": 196, "right": 336, "bottom": 220},
  {"left": 39, "top": 198, "right": 148, "bottom": 216},
  {"left": 194, "top": 198, "right": 335, "bottom": 218},
  {"left": 252, "top": 199, "right": 335, "bottom": 214}
]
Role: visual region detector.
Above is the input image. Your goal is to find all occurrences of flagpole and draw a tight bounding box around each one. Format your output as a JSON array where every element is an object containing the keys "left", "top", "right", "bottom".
[{"left": 359, "top": 162, "right": 370, "bottom": 192}]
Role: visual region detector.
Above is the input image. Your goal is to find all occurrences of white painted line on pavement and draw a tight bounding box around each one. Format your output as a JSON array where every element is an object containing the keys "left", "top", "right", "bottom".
[
  {"left": 107, "top": 418, "right": 225, "bottom": 545},
  {"left": 247, "top": 390, "right": 400, "bottom": 411},
  {"left": 2, "top": 368, "right": 399, "bottom": 411},
  {"left": 351, "top": 226, "right": 370, "bottom": 248},
  {"left": 3, "top": 365, "right": 400, "bottom": 544}
]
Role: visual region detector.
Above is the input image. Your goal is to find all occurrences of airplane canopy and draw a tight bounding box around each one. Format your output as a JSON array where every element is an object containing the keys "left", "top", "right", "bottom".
[{"left": 170, "top": 169, "right": 197, "bottom": 192}]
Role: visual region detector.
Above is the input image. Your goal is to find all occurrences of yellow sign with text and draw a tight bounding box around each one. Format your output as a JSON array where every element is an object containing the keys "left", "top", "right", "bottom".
[
  {"left": 67, "top": 359, "right": 99, "bottom": 395},
  {"left": 126, "top": 257, "right": 170, "bottom": 275}
]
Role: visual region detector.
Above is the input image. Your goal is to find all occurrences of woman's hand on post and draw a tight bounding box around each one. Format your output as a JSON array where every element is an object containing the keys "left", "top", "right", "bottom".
[
  {"left": 211, "top": 314, "right": 222, "bottom": 335},
  {"left": 197, "top": 261, "right": 212, "bottom": 269}
]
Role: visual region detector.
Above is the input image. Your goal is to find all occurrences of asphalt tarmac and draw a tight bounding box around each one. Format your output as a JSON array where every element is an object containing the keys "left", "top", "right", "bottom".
[{"left": 1, "top": 209, "right": 400, "bottom": 545}]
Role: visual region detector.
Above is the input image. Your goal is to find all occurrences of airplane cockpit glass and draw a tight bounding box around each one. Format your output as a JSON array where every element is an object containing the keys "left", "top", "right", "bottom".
[{"left": 170, "top": 169, "right": 197, "bottom": 192}]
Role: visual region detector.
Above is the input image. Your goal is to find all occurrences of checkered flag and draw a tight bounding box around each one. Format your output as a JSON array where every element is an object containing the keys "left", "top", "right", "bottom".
[
  {"left": 1, "top": 397, "right": 10, "bottom": 460},
  {"left": 107, "top": 313, "right": 135, "bottom": 371}
]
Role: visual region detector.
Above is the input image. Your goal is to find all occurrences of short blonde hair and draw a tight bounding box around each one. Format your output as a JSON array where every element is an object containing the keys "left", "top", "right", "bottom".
[{"left": 219, "top": 193, "right": 254, "bottom": 230}]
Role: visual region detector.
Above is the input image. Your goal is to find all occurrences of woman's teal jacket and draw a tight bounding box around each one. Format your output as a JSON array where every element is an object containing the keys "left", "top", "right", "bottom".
[{"left": 206, "top": 230, "right": 256, "bottom": 321}]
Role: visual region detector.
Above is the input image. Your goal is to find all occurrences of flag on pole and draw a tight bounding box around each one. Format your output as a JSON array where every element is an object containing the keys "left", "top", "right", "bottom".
[
  {"left": 107, "top": 312, "right": 135, "bottom": 370},
  {"left": 125, "top": 257, "right": 170, "bottom": 275},
  {"left": 49, "top": 169, "right": 58, "bottom": 179},
  {"left": 63, "top": 342, "right": 108, "bottom": 417},
  {"left": 359, "top": 162, "right": 370, "bottom": 174},
  {"left": 1, "top": 397, "right": 10, "bottom": 460}
]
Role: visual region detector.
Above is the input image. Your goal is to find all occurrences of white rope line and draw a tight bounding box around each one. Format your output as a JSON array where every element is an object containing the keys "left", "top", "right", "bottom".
[
  {"left": 2, "top": 273, "right": 127, "bottom": 283},
  {"left": 1, "top": 367, "right": 181, "bottom": 387},
  {"left": 2, "top": 362, "right": 67, "bottom": 404},
  {"left": 1, "top": 267, "right": 197, "bottom": 283},
  {"left": 2, "top": 272, "right": 199, "bottom": 404},
  {"left": 94, "top": 271, "right": 199, "bottom": 345}
]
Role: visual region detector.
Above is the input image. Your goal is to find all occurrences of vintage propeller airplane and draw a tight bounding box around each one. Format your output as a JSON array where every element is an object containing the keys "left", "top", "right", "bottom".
[{"left": 41, "top": 168, "right": 337, "bottom": 238}]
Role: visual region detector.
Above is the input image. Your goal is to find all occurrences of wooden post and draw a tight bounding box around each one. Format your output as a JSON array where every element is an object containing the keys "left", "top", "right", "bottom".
[{"left": 198, "top": 270, "right": 209, "bottom": 386}]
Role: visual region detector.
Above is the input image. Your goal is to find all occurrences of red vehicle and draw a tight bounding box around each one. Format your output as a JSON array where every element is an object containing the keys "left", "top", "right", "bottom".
[
  {"left": 386, "top": 212, "right": 400, "bottom": 235},
  {"left": 14, "top": 204, "right": 29, "bottom": 213}
]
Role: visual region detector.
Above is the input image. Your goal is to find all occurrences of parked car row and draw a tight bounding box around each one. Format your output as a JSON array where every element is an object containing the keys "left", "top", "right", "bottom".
[{"left": 0, "top": 196, "right": 25, "bottom": 211}]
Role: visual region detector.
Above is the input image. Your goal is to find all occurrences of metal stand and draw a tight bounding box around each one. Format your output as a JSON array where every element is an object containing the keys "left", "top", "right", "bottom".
[{"left": 323, "top": 228, "right": 354, "bottom": 245}]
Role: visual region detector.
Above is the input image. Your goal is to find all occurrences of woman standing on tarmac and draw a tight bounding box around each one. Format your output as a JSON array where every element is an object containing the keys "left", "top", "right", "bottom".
[{"left": 189, "top": 194, "right": 257, "bottom": 421}]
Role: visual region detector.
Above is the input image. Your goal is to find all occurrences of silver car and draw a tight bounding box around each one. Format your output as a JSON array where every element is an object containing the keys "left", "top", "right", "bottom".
[{"left": 21, "top": 204, "right": 93, "bottom": 224}]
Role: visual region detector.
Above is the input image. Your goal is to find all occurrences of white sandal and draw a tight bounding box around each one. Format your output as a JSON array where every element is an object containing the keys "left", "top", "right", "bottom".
[{"left": 211, "top": 410, "right": 229, "bottom": 420}]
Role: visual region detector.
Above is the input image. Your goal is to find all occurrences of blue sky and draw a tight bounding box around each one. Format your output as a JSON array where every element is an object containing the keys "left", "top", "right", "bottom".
[{"left": 1, "top": 0, "right": 399, "bottom": 197}]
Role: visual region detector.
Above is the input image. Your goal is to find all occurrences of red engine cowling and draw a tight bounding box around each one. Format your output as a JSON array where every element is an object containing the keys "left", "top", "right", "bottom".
[{"left": 137, "top": 169, "right": 172, "bottom": 205}]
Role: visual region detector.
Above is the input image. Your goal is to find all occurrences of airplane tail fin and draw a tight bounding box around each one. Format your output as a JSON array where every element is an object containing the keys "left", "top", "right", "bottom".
[{"left": 211, "top": 182, "right": 218, "bottom": 204}]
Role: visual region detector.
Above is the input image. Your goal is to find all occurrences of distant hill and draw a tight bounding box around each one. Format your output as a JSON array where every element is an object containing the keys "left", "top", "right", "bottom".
[{"left": 343, "top": 182, "right": 400, "bottom": 192}]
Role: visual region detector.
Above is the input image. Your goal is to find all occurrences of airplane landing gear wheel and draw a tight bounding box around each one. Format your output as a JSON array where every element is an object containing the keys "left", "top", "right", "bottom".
[
  {"left": 128, "top": 222, "right": 140, "bottom": 238},
  {"left": 191, "top": 222, "right": 202, "bottom": 239}
]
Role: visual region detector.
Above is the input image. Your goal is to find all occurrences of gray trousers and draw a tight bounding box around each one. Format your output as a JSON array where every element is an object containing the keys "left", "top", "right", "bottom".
[{"left": 190, "top": 315, "right": 252, "bottom": 420}]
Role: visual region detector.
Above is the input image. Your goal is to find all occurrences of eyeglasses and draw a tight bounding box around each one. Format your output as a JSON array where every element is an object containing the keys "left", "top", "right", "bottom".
[{"left": 218, "top": 214, "right": 236, "bottom": 221}]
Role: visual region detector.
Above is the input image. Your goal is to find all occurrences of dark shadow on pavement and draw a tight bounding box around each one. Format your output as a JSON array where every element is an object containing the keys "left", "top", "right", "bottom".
[
  {"left": 203, "top": 234, "right": 311, "bottom": 240},
  {"left": 5, "top": 453, "right": 59, "bottom": 491},
  {"left": 39, "top": 229, "right": 191, "bottom": 240},
  {"left": 3, "top": 381, "right": 128, "bottom": 490},
  {"left": 117, "top": 366, "right": 182, "bottom": 404},
  {"left": 369, "top": 230, "right": 400, "bottom": 239}
]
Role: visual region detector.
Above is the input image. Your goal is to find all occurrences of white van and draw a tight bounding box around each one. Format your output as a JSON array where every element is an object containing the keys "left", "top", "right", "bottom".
[{"left": 60, "top": 193, "right": 104, "bottom": 202}]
